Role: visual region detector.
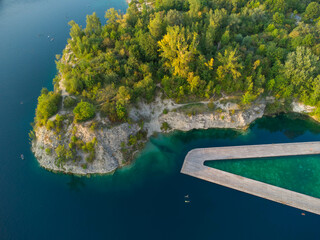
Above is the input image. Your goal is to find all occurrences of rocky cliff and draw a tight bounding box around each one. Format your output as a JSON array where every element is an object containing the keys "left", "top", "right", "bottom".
[
  {"left": 32, "top": 116, "right": 140, "bottom": 175},
  {"left": 32, "top": 96, "right": 316, "bottom": 175}
]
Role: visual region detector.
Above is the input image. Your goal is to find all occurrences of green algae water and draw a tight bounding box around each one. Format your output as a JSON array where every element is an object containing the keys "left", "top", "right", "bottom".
[
  {"left": 205, "top": 155, "right": 320, "bottom": 198},
  {"left": 1, "top": 0, "right": 320, "bottom": 238}
]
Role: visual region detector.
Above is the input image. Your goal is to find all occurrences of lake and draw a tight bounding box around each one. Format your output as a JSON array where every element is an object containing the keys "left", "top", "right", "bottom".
[{"left": 0, "top": 0, "right": 319, "bottom": 239}]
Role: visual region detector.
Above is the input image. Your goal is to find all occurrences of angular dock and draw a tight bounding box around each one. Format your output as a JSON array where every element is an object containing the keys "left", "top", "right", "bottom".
[{"left": 181, "top": 142, "right": 320, "bottom": 215}]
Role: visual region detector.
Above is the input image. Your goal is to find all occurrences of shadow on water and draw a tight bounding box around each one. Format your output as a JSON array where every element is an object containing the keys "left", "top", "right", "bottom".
[
  {"left": 67, "top": 176, "right": 86, "bottom": 192},
  {"left": 149, "top": 138, "right": 176, "bottom": 154},
  {"left": 252, "top": 113, "right": 320, "bottom": 139}
]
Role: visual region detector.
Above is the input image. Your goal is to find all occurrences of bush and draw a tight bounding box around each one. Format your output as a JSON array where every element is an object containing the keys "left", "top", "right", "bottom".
[
  {"left": 46, "top": 120, "right": 55, "bottom": 130},
  {"left": 161, "top": 122, "right": 171, "bottom": 131},
  {"left": 208, "top": 101, "right": 215, "bottom": 110},
  {"left": 55, "top": 114, "right": 63, "bottom": 132},
  {"left": 73, "top": 101, "right": 95, "bottom": 122},
  {"left": 81, "top": 163, "right": 87, "bottom": 169},
  {"left": 35, "top": 89, "right": 61, "bottom": 126},
  {"left": 63, "top": 96, "right": 77, "bottom": 108},
  {"left": 55, "top": 144, "right": 73, "bottom": 166},
  {"left": 100, "top": 101, "right": 118, "bottom": 122},
  {"left": 86, "top": 152, "right": 95, "bottom": 163},
  {"left": 129, "top": 135, "right": 138, "bottom": 146},
  {"left": 45, "top": 148, "right": 52, "bottom": 155},
  {"left": 163, "top": 108, "right": 169, "bottom": 114}
]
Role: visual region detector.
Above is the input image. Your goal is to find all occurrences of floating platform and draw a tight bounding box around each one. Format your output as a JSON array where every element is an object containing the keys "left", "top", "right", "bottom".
[{"left": 181, "top": 142, "right": 320, "bottom": 215}]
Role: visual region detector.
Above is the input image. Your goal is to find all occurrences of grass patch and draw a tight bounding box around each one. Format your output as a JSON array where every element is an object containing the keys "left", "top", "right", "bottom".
[{"left": 177, "top": 103, "right": 209, "bottom": 115}]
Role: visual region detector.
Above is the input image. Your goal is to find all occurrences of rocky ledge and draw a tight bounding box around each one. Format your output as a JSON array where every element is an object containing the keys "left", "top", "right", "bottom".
[
  {"left": 31, "top": 96, "right": 316, "bottom": 175},
  {"left": 32, "top": 120, "right": 140, "bottom": 175}
]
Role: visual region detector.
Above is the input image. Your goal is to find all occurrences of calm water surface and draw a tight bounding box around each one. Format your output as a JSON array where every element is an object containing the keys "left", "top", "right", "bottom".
[
  {"left": 0, "top": 0, "right": 320, "bottom": 239},
  {"left": 206, "top": 154, "right": 320, "bottom": 199}
]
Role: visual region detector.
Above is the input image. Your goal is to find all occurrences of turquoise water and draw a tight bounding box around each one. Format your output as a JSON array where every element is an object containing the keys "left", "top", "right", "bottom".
[
  {"left": 205, "top": 155, "right": 320, "bottom": 198},
  {"left": 1, "top": 0, "right": 320, "bottom": 239}
]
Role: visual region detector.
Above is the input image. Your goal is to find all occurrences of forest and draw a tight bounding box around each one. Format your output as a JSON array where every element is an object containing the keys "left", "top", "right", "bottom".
[{"left": 35, "top": 0, "right": 320, "bottom": 126}]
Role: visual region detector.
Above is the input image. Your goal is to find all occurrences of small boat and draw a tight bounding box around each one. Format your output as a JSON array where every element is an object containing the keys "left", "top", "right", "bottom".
[
  {"left": 301, "top": 212, "right": 305, "bottom": 216},
  {"left": 20, "top": 154, "right": 24, "bottom": 160},
  {"left": 185, "top": 200, "right": 190, "bottom": 203},
  {"left": 20, "top": 101, "right": 23, "bottom": 105},
  {"left": 184, "top": 194, "right": 189, "bottom": 198},
  {"left": 50, "top": 38, "right": 54, "bottom": 42}
]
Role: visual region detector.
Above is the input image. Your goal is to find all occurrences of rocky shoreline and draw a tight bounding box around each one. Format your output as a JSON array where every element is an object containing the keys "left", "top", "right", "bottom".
[{"left": 31, "top": 96, "right": 316, "bottom": 175}]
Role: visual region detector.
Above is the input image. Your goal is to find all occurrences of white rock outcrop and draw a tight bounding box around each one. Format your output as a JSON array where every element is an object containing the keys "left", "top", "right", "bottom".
[
  {"left": 32, "top": 120, "right": 140, "bottom": 175},
  {"left": 292, "top": 102, "right": 316, "bottom": 113},
  {"left": 158, "top": 104, "right": 265, "bottom": 131},
  {"left": 33, "top": 96, "right": 315, "bottom": 175}
]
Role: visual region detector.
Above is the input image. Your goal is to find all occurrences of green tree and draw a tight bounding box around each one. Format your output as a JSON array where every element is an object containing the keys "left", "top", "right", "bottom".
[
  {"left": 186, "top": 72, "right": 204, "bottom": 93},
  {"left": 116, "top": 86, "right": 131, "bottom": 105},
  {"left": 216, "top": 49, "right": 243, "bottom": 92},
  {"left": 273, "top": 12, "right": 284, "bottom": 24},
  {"left": 84, "top": 12, "right": 102, "bottom": 36},
  {"left": 166, "top": 9, "right": 184, "bottom": 26},
  {"left": 73, "top": 101, "right": 95, "bottom": 122},
  {"left": 138, "top": 32, "right": 158, "bottom": 61},
  {"left": 158, "top": 26, "right": 199, "bottom": 78},
  {"left": 116, "top": 102, "right": 127, "bottom": 120},
  {"left": 105, "top": 8, "right": 121, "bottom": 27},
  {"left": 68, "top": 20, "right": 83, "bottom": 40},
  {"left": 305, "top": 2, "right": 320, "bottom": 20},
  {"left": 133, "top": 74, "right": 156, "bottom": 101},
  {"left": 281, "top": 46, "right": 320, "bottom": 101},
  {"left": 188, "top": 0, "right": 202, "bottom": 18},
  {"left": 35, "top": 90, "right": 61, "bottom": 126},
  {"left": 148, "top": 12, "right": 167, "bottom": 39}
]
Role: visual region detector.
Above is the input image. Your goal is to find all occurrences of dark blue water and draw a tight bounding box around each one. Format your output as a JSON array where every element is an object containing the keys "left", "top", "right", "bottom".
[{"left": 0, "top": 0, "right": 319, "bottom": 239}]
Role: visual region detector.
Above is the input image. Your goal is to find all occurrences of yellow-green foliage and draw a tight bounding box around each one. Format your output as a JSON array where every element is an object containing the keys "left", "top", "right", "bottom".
[
  {"left": 73, "top": 101, "right": 95, "bottom": 122},
  {"left": 35, "top": 0, "right": 320, "bottom": 129},
  {"left": 35, "top": 88, "right": 61, "bottom": 126}
]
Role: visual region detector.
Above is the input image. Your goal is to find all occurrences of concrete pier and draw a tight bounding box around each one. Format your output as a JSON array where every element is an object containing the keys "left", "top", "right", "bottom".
[{"left": 181, "top": 142, "right": 320, "bottom": 215}]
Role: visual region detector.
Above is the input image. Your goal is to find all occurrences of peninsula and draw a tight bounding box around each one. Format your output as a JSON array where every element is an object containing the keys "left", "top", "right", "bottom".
[{"left": 31, "top": 0, "right": 320, "bottom": 175}]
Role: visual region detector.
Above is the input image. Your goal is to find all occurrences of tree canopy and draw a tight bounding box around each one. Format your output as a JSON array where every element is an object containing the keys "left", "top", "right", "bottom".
[{"left": 35, "top": 0, "right": 320, "bottom": 126}]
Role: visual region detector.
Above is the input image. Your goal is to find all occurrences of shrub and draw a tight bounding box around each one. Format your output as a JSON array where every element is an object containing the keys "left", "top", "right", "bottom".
[
  {"left": 116, "top": 102, "right": 127, "bottom": 121},
  {"left": 55, "top": 144, "right": 73, "bottom": 166},
  {"left": 100, "top": 101, "right": 118, "bottom": 122},
  {"left": 129, "top": 135, "right": 138, "bottom": 146},
  {"left": 86, "top": 152, "right": 95, "bottom": 163},
  {"left": 46, "top": 120, "right": 55, "bottom": 130},
  {"left": 45, "top": 148, "right": 52, "bottom": 155},
  {"left": 208, "top": 101, "right": 215, "bottom": 110},
  {"left": 55, "top": 114, "right": 63, "bottom": 132},
  {"left": 73, "top": 101, "right": 95, "bottom": 122},
  {"left": 81, "top": 163, "right": 87, "bottom": 169},
  {"left": 63, "top": 96, "right": 77, "bottom": 108},
  {"left": 163, "top": 108, "right": 169, "bottom": 114},
  {"left": 90, "top": 122, "right": 97, "bottom": 131},
  {"left": 35, "top": 89, "right": 61, "bottom": 126},
  {"left": 161, "top": 122, "right": 171, "bottom": 131}
]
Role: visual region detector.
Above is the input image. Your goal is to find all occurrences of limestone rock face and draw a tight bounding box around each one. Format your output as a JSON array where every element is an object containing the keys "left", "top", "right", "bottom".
[
  {"left": 158, "top": 103, "right": 265, "bottom": 132},
  {"left": 292, "top": 102, "right": 315, "bottom": 113},
  {"left": 33, "top": 96, "right": 313, "bottom": 175},
  {"left": 32, "top": 120, "right": 140, "bottom": 175}
]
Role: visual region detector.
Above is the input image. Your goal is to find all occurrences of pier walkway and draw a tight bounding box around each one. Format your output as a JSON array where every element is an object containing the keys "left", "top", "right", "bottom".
[{"left": 181, "top": 142, "right": 320, "bottom": 215}]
